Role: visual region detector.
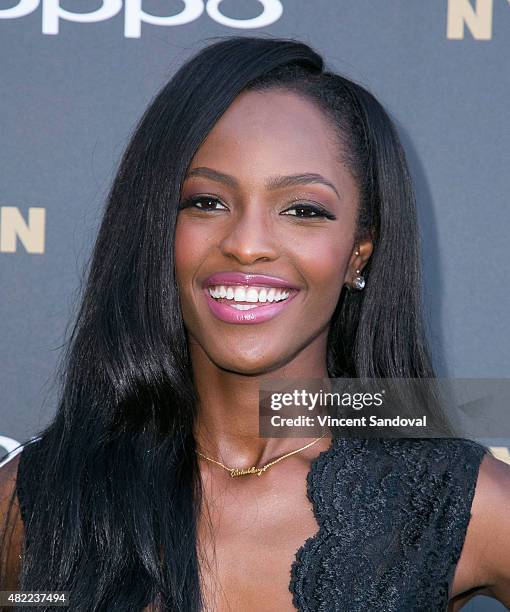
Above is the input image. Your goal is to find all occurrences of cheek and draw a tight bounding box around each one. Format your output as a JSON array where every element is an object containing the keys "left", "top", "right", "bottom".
[
  {"left": 296, "top": 238, "right": 349, "bottom": 304},
  {"left": 174, "top": 217, "right": 205, "bottom": 289},
  {"left": 173, "top": 219, "right": 188, "bottom": 287}
]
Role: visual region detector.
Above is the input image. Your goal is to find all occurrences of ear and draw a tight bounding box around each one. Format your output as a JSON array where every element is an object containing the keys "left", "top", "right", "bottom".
[{"left": 343, "top": 237, "right": 374, "bottom": 287}]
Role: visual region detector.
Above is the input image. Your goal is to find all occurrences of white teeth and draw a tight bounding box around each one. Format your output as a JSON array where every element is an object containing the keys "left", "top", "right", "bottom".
[
  {"left": 207, "top": 285, "right": 292, "bottom": 304},
  {"left": 246, "top": 287, "right": 259, "bottom": 303},
  {"left": 231, "top": 304, "right": 258, "bottom": 310},
  {"left": 234, "top": 287, "right": 246, "bottom": 302}
]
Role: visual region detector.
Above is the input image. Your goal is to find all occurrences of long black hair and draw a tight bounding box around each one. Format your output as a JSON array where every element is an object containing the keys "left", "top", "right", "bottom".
[{"left": 1, "top": 36, "right": 451, "bottom": 610}]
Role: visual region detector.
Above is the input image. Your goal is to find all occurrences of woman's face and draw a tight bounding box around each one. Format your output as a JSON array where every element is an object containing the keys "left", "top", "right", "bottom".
[{"left": 175, "top": 88, "right": 369, "bottom": 375}]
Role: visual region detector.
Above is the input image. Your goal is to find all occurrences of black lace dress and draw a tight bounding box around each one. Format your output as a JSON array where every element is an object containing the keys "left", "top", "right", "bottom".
[{"left": 15, "top": 436, "right": 489, "bottom": 611}]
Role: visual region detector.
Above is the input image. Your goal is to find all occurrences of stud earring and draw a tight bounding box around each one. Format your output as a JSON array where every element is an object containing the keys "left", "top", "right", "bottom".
[
  {"left": 351, "top": 248, "right": 365, "bottom": 290},
  {"left": 352, "top": 269, "right": 366, "bottom": 290}
]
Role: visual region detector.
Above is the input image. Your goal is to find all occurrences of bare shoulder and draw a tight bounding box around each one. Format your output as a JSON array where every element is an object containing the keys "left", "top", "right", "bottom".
[
  {"left": 452, "top": 452, "right": 510, "bottom": 608},
  {"left": 0, "top": 453, "right": 22, "bottom": 522},
  {"left": 473, "top": 454, "right": 510, "bottom": 601},
  {"left": 0, "top": 454, "right": 24, "bottom": 590}
]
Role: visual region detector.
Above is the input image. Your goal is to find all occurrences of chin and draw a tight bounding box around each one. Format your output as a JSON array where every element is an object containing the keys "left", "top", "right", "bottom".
[{"left": 212, "top": 352, "right": 286, "bottom": 376}]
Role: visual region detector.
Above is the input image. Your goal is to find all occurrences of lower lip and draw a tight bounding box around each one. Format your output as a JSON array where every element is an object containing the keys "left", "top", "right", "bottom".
[{"left": 203, "top": 289, "right": 299, "bottom": 325}]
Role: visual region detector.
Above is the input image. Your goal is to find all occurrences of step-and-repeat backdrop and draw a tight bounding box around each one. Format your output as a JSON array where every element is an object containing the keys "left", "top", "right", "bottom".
[{"left": 1, "top": 3, "right": 509, "bottom": 608}]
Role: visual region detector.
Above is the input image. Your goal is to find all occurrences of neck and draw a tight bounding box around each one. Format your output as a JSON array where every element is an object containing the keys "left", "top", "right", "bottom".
[{"left": 190, "top": 331, "right": 331, "bottom": 468}]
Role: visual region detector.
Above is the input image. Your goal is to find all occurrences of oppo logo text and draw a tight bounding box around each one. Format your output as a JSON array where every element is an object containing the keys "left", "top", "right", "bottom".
[{"left": 0, "top": 0, "right": 283, "bottom": 37}]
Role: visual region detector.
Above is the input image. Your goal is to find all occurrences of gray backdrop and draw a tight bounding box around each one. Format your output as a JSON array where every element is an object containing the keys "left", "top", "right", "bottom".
[{"left": 1, "top": 2, "right": 509, "bottom": 609}]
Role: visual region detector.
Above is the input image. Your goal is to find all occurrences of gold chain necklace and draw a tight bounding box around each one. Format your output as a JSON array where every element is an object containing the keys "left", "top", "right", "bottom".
[{"left": 197, "top": 433, "right": 328, "bottom": 477}]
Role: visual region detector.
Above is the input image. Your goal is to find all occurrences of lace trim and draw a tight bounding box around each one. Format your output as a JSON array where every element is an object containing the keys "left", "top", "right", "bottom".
[
  {"left": 287, "top": 437, "right": 488, "bottom": 612},
  {"left": 288, "top": 436, "right": 358, "bottom": 609}
]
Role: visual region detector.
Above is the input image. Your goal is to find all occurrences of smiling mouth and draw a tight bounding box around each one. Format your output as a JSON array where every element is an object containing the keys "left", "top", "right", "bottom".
[{"left": 207, "top": 284, "right": 297, "bottom": 310}]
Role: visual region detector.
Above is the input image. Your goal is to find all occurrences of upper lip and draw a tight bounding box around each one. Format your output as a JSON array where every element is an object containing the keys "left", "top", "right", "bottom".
[{"left": 203, "top": 272, "right": 301, "bottom": 290}]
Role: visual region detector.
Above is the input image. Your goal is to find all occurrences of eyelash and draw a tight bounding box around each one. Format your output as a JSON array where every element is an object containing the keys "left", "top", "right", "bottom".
[{"left": 178, "top": 196, "right": 337, "bottom": 220}]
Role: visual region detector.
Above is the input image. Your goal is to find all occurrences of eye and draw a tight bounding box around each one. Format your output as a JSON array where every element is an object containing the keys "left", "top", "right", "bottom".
[
  {"left": 281, "top": 202, "right": 336, "bottom": 220},
  {"left": 178, "top": 195, "right": 227, "bottom": 212}
]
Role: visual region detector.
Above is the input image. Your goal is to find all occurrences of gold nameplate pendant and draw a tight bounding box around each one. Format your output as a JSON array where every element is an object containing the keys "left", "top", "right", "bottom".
[{"left": 229, "top": 466, "right": 268, "bottom": 477}]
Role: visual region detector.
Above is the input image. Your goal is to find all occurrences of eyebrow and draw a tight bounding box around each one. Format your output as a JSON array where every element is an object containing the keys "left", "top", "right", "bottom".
[{"left": 185, "top": 167, "right": 341, "bottom": 200}]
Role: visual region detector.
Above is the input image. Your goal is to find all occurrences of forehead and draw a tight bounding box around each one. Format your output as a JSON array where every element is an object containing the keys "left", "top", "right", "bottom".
[{"left": 189, "top": 89, "right": 347, "bottom": 180}]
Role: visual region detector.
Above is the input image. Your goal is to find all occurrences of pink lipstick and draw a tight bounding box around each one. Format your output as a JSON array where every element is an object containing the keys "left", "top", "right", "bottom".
[
  {"left": 203, "top": 272, "right": 301, "bottom": 290},
  {"left": 202, "top": 272, "right": 301, "bottom": 325}
]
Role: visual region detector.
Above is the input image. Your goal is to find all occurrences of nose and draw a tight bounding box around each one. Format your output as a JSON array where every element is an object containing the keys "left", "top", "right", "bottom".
[{"left": 219, "top": 204, "right": 279, "bottom": 265}]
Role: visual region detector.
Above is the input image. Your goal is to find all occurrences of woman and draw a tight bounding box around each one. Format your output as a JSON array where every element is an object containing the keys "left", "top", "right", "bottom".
[{"left": 1, "top": 36, "right": 510, "bottom": 611}]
